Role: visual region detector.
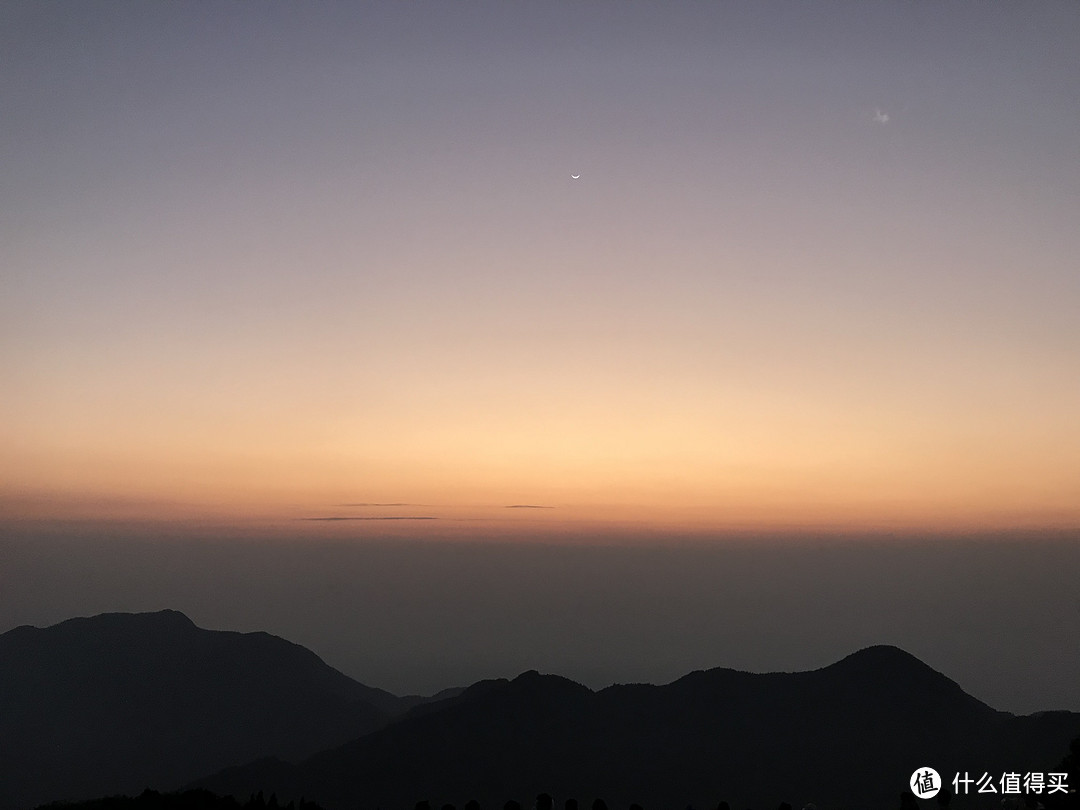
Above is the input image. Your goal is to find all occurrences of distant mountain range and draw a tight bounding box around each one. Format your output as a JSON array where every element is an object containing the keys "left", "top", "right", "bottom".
[{"left": 1, "top": 611, "right": 1076, "bottom": 810}]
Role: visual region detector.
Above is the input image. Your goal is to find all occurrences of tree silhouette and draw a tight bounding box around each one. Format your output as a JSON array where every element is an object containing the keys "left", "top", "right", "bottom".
[
  {"left": 32, "top": 789, "right": 324, "bottom": 810},
  {"left": 1045, "top": 736, "right": 1080, "bottom": 810}
]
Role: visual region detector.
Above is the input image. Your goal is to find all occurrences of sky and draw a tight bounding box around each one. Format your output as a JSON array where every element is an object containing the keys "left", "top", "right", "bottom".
[{"left": 1, "top": 3, "right": 1079, "bottom": 711}]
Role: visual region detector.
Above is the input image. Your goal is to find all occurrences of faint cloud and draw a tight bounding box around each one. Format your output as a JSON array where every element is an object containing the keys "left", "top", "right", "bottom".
[
  {"left": 301, "top": 516, "right": 438, "bottom": 521},
  {"left": 337, "top": 502, "right": 429, "bottom": 507},
  {"left": 873, "top": 108, "right": 890, "bottom": 125},
  {"left": 505, "top": 504, "right": 555, "bottom": 509}
]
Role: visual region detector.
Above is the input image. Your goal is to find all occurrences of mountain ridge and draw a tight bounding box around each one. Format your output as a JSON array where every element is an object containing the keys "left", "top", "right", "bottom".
[
  {"left": 3, "top": 612, "right": 1076, "bottom": 810},
  {"left": 0, "top": 611, "right": 405, "bottom": 809},
  {"left": 193, "top": 647, "right": 1077, "bottom": 810}
]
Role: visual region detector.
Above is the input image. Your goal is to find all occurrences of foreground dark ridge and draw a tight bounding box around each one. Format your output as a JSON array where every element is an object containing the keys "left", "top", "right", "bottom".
[
  {"left": 35, "top": 789, "right": 325, "bottom": 810},
  {"left": 191, "top": 651, "right": 1080, "bottom": 810},
  {"left": 31, "top": 769, "right": 1080, "bottom": 810}
]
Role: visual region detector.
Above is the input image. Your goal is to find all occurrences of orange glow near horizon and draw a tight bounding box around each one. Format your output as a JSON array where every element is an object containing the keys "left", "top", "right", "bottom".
[
  {"left": 5, "top": 305, "right": 1080, "bottom": 537},
  {"left": 5, "top": 382, "right": 1079, "bottom": 536},
  {"left": 7, "top": 300, "right": 1078, "bottom": 536}
]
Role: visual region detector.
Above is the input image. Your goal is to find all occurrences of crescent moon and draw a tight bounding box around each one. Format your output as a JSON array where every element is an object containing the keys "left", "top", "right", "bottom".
[{"left": 571, "top": 174, "right": 580, "bottom": 179}]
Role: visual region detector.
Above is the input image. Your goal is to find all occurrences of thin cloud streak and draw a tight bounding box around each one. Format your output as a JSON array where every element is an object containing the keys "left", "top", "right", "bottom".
[
  {"left": 300, "top": 516, "right": 439, "bottom": 521},
  {"left": 337, "top": 503, "right": 431, "bottom": 507}
]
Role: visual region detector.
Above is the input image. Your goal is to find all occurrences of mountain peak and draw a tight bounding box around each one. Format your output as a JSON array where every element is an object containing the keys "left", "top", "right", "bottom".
[
  {"left": 458, "top": 669, "right": 593, "bottom": 708},
  {"left": 828, "top": 644, "right": 934, "bottom": 673},
  {"left": 509, "top": 669, "right": 590, "bottom": 693},
  {"left": 817, "top": 644, "right": 998, "bottom": 720},
  {"left": 1, "top": 611, "right": 204, "bottom": 648},
  {"left": 104, "top": 608, "right": 195, "bottom": 626},
  {"left": 52, "top": 609, "right": 198, "bottom": 633}
]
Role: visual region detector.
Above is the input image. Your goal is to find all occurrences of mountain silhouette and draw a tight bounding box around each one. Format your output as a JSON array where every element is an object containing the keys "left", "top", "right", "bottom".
[
  {"left": 192, "top": 646, "right": 1080, "bottom": 810},
  {"left": 6, "top": 612, "right": 1077, "bottom": 810},
  {"left": 0, "top": 611, "right": 407, "bottom": 809}
]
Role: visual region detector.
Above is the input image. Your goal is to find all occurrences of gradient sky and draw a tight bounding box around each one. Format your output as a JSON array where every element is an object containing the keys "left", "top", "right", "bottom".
[
  {"left": 2, "top": 2, "right": 1080, "bottom": 716},
  {"left": 3, "top": 2, "right": 1080, "bottom": 534}
]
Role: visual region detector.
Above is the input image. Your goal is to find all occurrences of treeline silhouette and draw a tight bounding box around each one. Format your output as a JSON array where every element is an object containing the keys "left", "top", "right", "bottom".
[
  {"left": 31, "top": 731, "right": 1080, "bottom": 810},
  {"left": 1045, "top": 735, "right": 1080, "bottom": 810},
  {"left": 413, "top": 797, "right": 779, "bottom": 810},
  {"left": 29, "top": 748, "right": 1080, "bottom": 810},
  {"left": 35, "top": 788, "right": 323, "bottom": 810},
  {"left": 306, "top": 735, "right": 1080, "bottom": 810}
]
